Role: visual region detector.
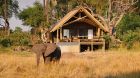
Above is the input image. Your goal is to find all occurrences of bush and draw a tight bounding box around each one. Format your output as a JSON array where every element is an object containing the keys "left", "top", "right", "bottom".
[
  {"left": 0, "top": 30, "right": 31, "bottom": 47},
  {"left": 123, "top": 30, "right": 140, "bottom": 49},
  {"left": 103, "top": 34, "right": 111, "bottom": 49},
  {"left": 116, "top": 13, "right": 140, "bottom": 40},
  {"left": 116, "top": 13, "right": 140, "bottom": 49},
  {"left": 1, "top": 38, "right": 13, "bottom": 47},
  {"left": 20, "top": 38, "right": 30, "bottom": 46},
  {"left": 9, "top": 31, "right": 31, "bottom": 46},
  {"left": 103, "top": 34, "right": 111, "bottom": 42}
]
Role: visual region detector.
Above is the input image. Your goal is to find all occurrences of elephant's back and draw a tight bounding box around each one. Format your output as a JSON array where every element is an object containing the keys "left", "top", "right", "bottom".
[
  {"left": 44, "top": 43, "right": 57, "bottom": 56},
  {"left": 31, "top": 44, "right": 46, "bottom": 53}
]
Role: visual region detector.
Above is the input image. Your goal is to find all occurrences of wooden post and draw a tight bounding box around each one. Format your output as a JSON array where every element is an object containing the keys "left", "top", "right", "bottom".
[
  {"left": 102, "top": 39, "right": 105, "bottom": 52},
  {"left": 50, "top": 33, "right": 53, "bottom": 43},
  {"left": 79, "top": 43, "right": 80, "bottom": 53},
  {"left": 97, "top": 28, "right": 100, "bottom": 37},
  {"left": 60, "top": 28, "right": 62, "bottom": 40},
  {"left": 101, "top": 30, "right": 103, "bottom": 36},
  {"left": 57, "top": 29, "right": 59, "bottom": 43},
  {"left": 91, "top": 44, "right": 93, "bottom": 52}
]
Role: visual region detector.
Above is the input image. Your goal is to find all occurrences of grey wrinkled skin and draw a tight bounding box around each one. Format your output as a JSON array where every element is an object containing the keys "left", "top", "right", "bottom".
[{"left": 31, "top": 43, "right": 61, "bottom": 66}]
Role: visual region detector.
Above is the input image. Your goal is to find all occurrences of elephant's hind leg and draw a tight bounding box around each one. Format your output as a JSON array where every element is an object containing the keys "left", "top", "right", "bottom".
[{"left": 44, "top": 56, "right": 51, "bottom": 64}]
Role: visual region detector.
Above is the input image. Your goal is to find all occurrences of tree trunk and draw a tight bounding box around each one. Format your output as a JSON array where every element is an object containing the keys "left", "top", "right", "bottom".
[
  {"left": 4, "top": 0, "right": 7, "bottom": 23},
  {"left": 43, "top": 0, "right": 45, "bottom": 10},
  {"left": 108, "top": 0, "right": 112, "bottom": 35},
  {"left": 4, "top": 0, "right": 10, "bottom": 36},
  {"left": 45, "top": 0, "right": 49, "bottom": 23}
]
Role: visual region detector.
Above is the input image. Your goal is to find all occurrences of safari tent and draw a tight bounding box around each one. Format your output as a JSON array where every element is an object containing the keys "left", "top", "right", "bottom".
[{"left": 49, "top": 6, "right": 109, "bottom": 52}]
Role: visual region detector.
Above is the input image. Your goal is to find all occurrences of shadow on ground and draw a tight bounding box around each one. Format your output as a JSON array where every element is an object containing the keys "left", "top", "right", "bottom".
[{"left": 105, "top": 71, "right": 140, "bottom": 78}]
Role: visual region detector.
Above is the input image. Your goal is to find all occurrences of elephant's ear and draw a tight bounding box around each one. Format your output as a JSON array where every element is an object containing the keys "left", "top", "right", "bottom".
[{"left": 44, "top": 43, "right": 57, "bottom": 56}]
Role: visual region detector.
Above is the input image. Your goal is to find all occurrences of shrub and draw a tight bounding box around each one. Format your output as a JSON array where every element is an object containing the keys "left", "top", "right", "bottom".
[
  {"left": 103, "top": 34, "right": 111, "bottom": 49},
  {"left": 116, "top": 13, "right": 140, "bottom": 49},
  {"left": 0, "top": 30, "right": 31, "bottom": 47},
  {"left": 121, "top": 30, "right": 140, "bottom": 49},
  {"left": 9, "top": 31, "right": 31, "bottom": 46},
  {"left": 1, "top": 38, "right": 13, "bottom": 47},
  {"left": 103, "top": 34, "right": 111, "bottom": 42},
  {"left": 20, "top": 38, "right": 30, "bottom": 46}
]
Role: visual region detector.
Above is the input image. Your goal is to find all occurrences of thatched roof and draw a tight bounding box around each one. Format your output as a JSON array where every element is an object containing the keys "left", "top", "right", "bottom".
[{"left": 50, "top": 6, "right": 109, "bottom": 32}]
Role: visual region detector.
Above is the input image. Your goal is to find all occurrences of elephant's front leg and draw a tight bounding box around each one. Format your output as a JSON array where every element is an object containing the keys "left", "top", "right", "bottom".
[{"left": 36, "top": 52, "right": 41, "bottom": 67}]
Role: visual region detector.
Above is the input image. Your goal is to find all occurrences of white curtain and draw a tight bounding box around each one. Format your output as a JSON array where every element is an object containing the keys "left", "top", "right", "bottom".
[
  {"left": 63, "top": 29, "right": 69, "bottom": 38},
  {"left": 88, "top": 29, "right": 93, "bottom": 39}
]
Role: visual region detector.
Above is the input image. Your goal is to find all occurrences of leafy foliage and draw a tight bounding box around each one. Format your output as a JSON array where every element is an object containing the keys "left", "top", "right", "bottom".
[
  {"left": 116, "top": 13, "right": 140, "bottom": 49},
  {"left": 103, "top": 34, "right": 111, "bottom": 49},
  {"left": 0, "top": 0, "right": 19, "bottom": 18},
  {"left": 57, "top": 0, "right": 108, "bottom": 17},
  {"left": 103, "top": 34, "right": 111, "bottom": 41},
  {"left": 123, "top": 30, "right": 140, "bottom": 49},
  {"left": 0, "top": 38, "right": 12, "bottom": 47},
  {"left": 0, "top": 27, "right": 31, "bottom": 47},
  {"left": 19, "top": 38, "right": 30, "bottom": 46},
  {"left": 134, "top": 0, "right": 140, "bottom": 14},
  {"left": 116, "top": 14, "right": 140, "bottom": 39},
  {"left": 18, "top": 0, "right": 109, "bottom": 29},
  {"left": 18, "top": 2, "right": 45, "bottom": 28}
]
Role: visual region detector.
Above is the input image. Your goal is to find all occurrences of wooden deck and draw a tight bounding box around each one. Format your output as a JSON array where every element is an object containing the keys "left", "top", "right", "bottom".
[
  {"left": 55, "top": 36, "right": 106, "bottom": 52},
  {"left": 59, "top": 36, "right": 105, "bottom": 44},
  {"left": 59, "top": 37, "right": 105, "bottom": 50}
]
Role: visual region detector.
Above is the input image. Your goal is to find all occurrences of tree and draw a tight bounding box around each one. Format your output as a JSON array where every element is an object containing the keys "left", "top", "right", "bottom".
[
  {"left": 108, "top": 0, "right": 139, "bottom": 35},
  {"left": 0, "top": 0, "right": 19, "bottom": 35},
  {"left": 18, "top": 2, "right": 45, "bottom": 28},
  {"left": 14, "top": 27, "right": 22, "bottom": 33},
  {"left": 135, "top": 0, "right": 140, "bottom": 14},
  {"left": 43, "top": 0, "right": 57, "bottom": 25},
  {"left": 116, "top": 13, "right": 140, "bottom": 49},
  {"left": 18, "top": 2, "right": 47, "bottom": 43},
  {"left": 55, "top": 0, "right": 108, "bottom": 21},
  {"left": 0, "top": 0, "right": 19, "bottom": 18},
  {"left": 44, "top": 0, "right": 49, "bottom": 23},
  {"left": 19, "top": 1, "right": 57, "bottom": 28}
]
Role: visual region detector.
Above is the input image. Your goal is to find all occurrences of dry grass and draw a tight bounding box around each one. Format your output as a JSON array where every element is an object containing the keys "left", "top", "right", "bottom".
[{"left": 0, "top": 51, "right": 140, "bottom": 78}]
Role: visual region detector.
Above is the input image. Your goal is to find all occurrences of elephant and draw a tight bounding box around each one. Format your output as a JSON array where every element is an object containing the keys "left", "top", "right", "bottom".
[{"left": 31, "top": 43, "right": 61, "bottom": 66}]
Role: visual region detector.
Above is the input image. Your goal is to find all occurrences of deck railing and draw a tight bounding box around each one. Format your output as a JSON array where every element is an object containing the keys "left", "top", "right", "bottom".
[{"left": 59, "top": 36, "right": 105, "bottom": 43}]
